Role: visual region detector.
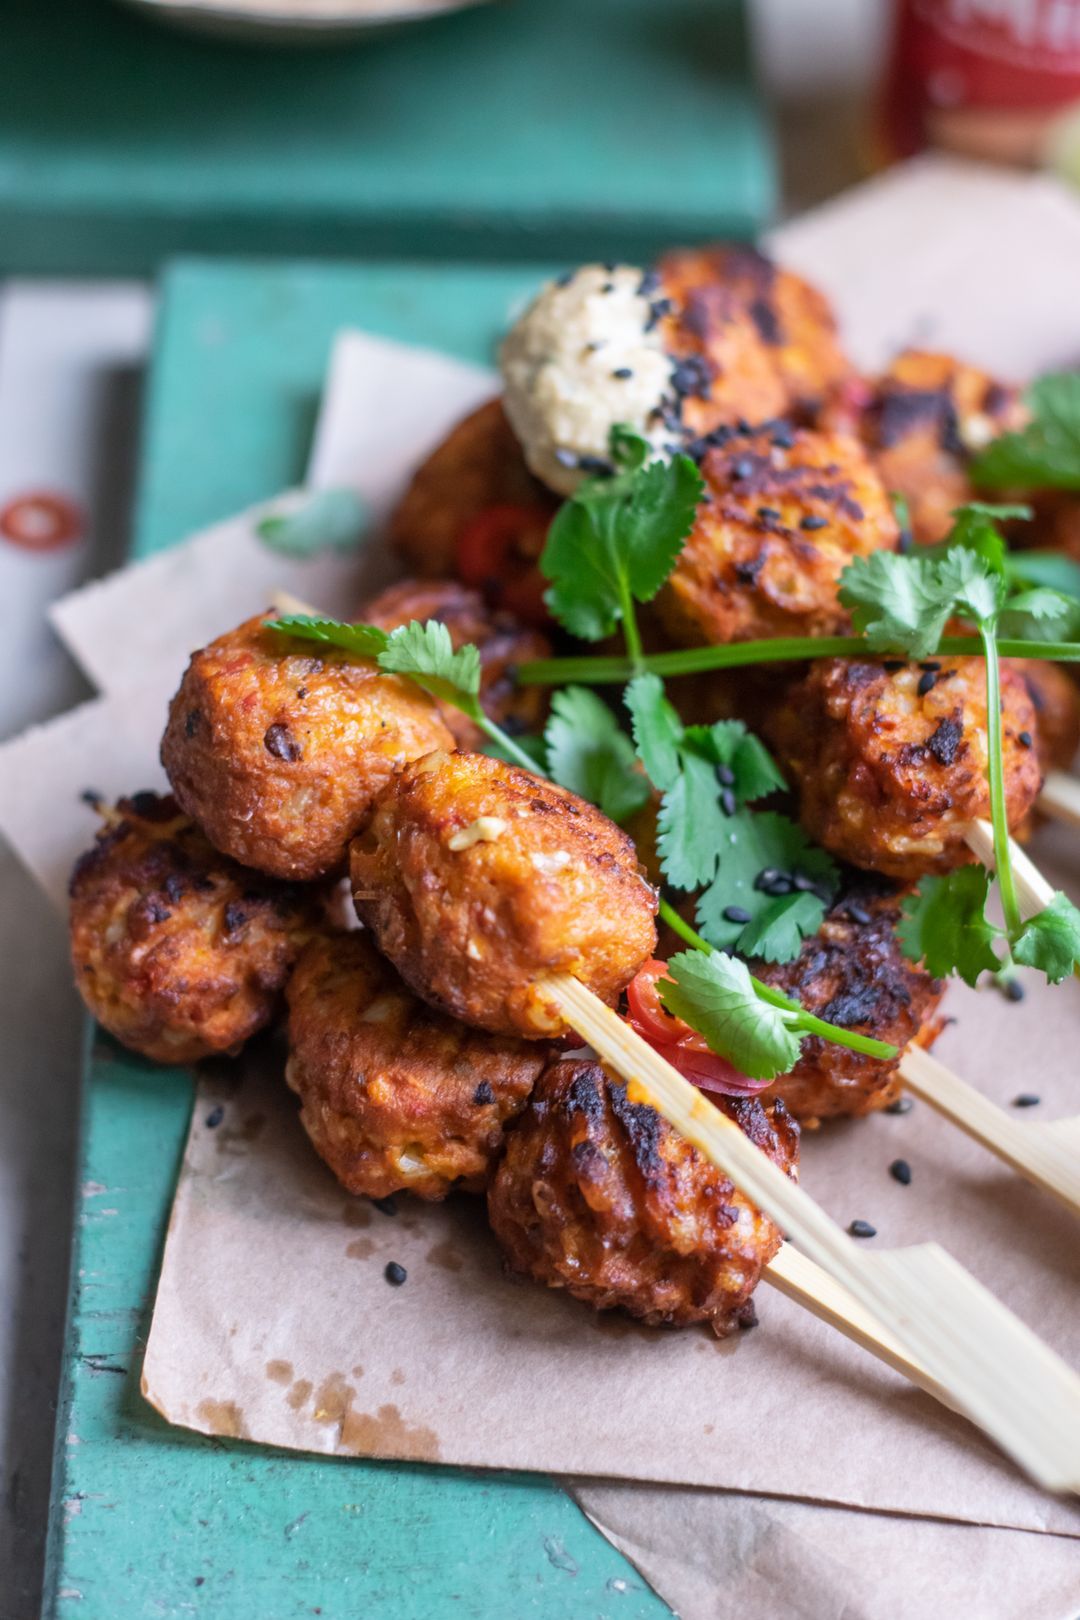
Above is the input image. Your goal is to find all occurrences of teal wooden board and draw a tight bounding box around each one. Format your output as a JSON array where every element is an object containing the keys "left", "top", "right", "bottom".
[
  {"left": 45, "top": 259, "right": 676, "bottom": 1618},
  {"left": 1, "top": 0, "right": 774, "bottom": 274}
]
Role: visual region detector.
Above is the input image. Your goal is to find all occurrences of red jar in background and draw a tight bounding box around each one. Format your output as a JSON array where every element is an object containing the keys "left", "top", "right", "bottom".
[{"left": 877, "top": 0, "right": 1080, "bottom": 165}]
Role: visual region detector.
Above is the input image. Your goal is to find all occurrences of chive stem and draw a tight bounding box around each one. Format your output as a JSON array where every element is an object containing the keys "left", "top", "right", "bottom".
[{"left": 518, "top": 635, "right": 1080, "bottom": 687}]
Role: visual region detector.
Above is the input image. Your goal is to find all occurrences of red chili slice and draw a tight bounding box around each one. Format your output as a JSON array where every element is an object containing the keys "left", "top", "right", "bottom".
[
  {"left": 0, "top": 490, "right": 84, "bottom": 552},
  {"left": 456, "top": 504, "right": 551, "bottom": 627},
  {"left": 625, "top": 958, "right": 769, "bottom": 1098}
]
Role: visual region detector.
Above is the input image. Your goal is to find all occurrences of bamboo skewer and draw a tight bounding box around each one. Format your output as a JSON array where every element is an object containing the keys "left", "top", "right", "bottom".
[
  {"left": 900, "top": 1047, "right": 1080, "bottom": 1216},
  {"left": 1038, "top": 770, "right": 1080, "bottom": 832},
  {"left": 963, "top": 818, "right": 1057, "bottom": 915},
  {"left": 544, "top": 973, "right": 1080, "bottom": 1493}
]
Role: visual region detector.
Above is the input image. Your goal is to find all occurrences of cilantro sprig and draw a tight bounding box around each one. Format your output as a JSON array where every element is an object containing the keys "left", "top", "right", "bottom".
[
  {"left": 539, "top": 426, "right": 703, "bottom": 665},
  {"left": 972, "top": 371, "right": 1080, "bottom": 492},
  {"left": 624, "top": 673, "right": 837, "bottom": 960}
]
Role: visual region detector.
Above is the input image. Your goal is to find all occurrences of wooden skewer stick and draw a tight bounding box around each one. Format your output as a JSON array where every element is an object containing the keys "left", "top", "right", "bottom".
[
  {"left": 543, "top": 973, "right": 1080, "bottom": 1493},
  {"left": 1038, "top": 769, "right": 1080, "bottom": 833},
  {"left": 899, "top": 1047, "right": 1080, "bottom": 1216},
  {"left": 963, "top": 818, "right": 1057, "bottom": 915}
]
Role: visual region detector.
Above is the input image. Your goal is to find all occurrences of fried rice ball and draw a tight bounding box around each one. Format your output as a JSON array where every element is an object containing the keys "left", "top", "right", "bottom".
[
  {"left": 360, "top": 578, "right": 551, "bottom": 751},
  {"left": 350, "top": 750, "right": 658, "bottom": 1040},
  {"left": 753, "top": 881, "right": 945, "bottom": 1126},
  {"left": 69, "top": 793, "right": 322, "bottom": 1065},
  {"left": 765, "top": 657, "right": 1041, "bottom": 881},
  {"left": 285, "top": 931, "right": 549, "bottom": 1201},
  {"left": 658, "top": 245, "right": 852, "bottom": 429},
  {"left": 1016, "top": 658, "right": 1080, "bottom": 773},
  {"left": 822, "top": 351, "right": 1025, "bottom": 545},
  {"left": 488, "top": 1057, "right": 798, "bottom": 1333},
  {"left": 161, "top": 613, "right": 455, "bottom": 881},
  {"left": 657, "top": 426, "right": 900, "bottom": 648},
  {"left": 389, "top": 397, "right": 557, "bottom": 590}
]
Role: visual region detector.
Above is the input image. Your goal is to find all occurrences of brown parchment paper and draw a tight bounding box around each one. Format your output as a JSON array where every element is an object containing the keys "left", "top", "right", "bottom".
[{"left": 3, "top": 153, "right": 1079, "bottom": 1620}]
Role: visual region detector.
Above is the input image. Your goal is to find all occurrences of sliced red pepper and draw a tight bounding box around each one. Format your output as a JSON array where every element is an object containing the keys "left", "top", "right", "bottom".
[{"left": 626, "top": 958, "right": 769, "bottom": 1099}]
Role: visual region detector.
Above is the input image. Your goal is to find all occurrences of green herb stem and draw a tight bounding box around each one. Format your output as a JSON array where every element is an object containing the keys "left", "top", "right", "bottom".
[
  {"left": 657, "top": 898, "right": 897, "bottom": 1063},
  {"left": 474, "top": 711, "right": 546, "bottom": 776},
  {"left": 519, "top": 635, "right": 1080, "bottom": 687},
  {"left": 980, "top": 626, "right": 1024, "bottom": 943},
  {"left": 617, "top": 577, "right": 645, "bottom": 672}
]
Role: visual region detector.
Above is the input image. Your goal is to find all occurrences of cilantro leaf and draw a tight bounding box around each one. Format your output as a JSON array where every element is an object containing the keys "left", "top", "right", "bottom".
[
  {"left": 659, "top": 949, "right": 801, "bottom": 1080},
  {"left": 265, "top": 615, "right": 390, "bottom": 658},
  {"left": 625, "top": 673, "right": 685, "bottom": 790},
  {"left": 839, "top": 550, "right": 955, "bottom": 657},
  {"left": 378, "top": 619, "right": 481, "bottom": 710},
  {"left": 540, "top": 445, "right": 703, "bottom": 640},
  {"left": 897, "top": 868, "right": 1000, "bottom": 986},
  {"left": 973, "top": 372, "right": 1080, "bottom": 491},
  {"left": 656, "top": 753, "right": 729, "bottom": 890},
  {"left": 1012, "top": 892, "right": 1080, "bottom": 984},
  {"left": 998, "top": 587, "right": 1080, "bottom": 643},
  {"left": 694, "top": 810, "right": 836, "bottom": 959},
  {"left": 734, "top": 891, "right": 826, "bottom": 964},
  {"left": 688, "top": 721, "right": 786, "bottom": 805},
  {"left": 544, "top": 687, "right": 649, "bottom": 824},
  {"left": 256, "top": 488, "right": 367, "bottom": 558},
  {"left": 1004, "top": 548, "right": 1080, "bottom": 600}
]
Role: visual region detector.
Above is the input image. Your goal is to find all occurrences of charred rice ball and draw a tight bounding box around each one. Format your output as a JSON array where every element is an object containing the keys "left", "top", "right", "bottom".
[
  {"left": 658, "top": 244, "right": 852, "bottom": 429},
  {"left": 657, "top": 426, "right": 899, "bottom": 647},
  {"left": 488, "top": 1058, "right": 798, "bottom": 1333},
  {"left": 765, "top": 657, "right": 1041, "bottom": 881},
  {"left": 822, "top": 351, "right": 1025, "bottom": 545},
  {"left": 389, "top": 397, "right": 556, "bottom": 584},
  {"left": 69, "top": 793, "right": 321, "bottom": 1065},
  {"left": 753, "top": 882, "right": 945, "bottom": 1126},
  {"left": 1016, "top": 658, "right": 1080, "bottom": 774},
  {"left": 350, "top": 750, "right": 658, "bottom": 1039},
  {"left": 285, "top": 931, "right": 548, "bottom": 1200},
  {"left": 360, "top": 578, "right": 551, "bottom": 751},
  {"left": 161, "top": 614, "right": 455, "bottom": 881}
]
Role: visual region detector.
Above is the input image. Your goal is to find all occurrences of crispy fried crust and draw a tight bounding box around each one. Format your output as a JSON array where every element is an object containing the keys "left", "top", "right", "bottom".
[
  {"left": 659, "top": 245, "right": 852, "bottom": 428},
  {"left": 69, "top": 794, "right": 321, "bottom": 1064},
  {"left": 285, "top": 932, "right": 548, "bottom": 1200},
  {"left": 350, "top": 750, "right": 658, "bottom": 1039},
  {"left": 488, "top": 1058, "right": 798, "bottom": 1333},
  {"left": 161, "top": 614, "right": 455, "bottom": 881},
  {"left": 754, "top": 883, "right": 945, "bottom": 1125},
  {"left": 657, "top": 427, "right": 899, "bottom": 647},
  {"left": 389, "top": 398, "right": 556, "bottom": 577},
  {"left": 1016, "top": 658, "right": 1080, "bottom": 774},
  {"left": 822, "top": 351, "right": 1025, "bottom": 545},
  {"left": 360, "top": 578, "right": 551, "bottom": 750},
  {"left": 765, "top": 657, "right": 1041, "bottom": 881}
]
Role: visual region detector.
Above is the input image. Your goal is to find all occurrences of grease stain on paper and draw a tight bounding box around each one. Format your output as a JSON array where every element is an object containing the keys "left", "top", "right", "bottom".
[
  {"left": 196, "top": 1398, "right": 249, "bottom": 1438},
  {"left": 342, "top": 1201, "right": 372, "bottom": 1229},
  {"left": 286, "top": 1378, "right": 312, "bottom": 1411},
  {"left": 265, "top": 1360, "right": 293, "bottom": 1384},
  {"left": 309, "top": 1371, "right": 440, "bottom": 1459},
  {"left": 427, "top": 1240, "right": 464, "bottom": 1273},
  {"left": 214, "top": 1112, "right": 267, "bottom": 1156},
  {"left": 346, "top": 1238, "right": 374, "bottom": 1260}
]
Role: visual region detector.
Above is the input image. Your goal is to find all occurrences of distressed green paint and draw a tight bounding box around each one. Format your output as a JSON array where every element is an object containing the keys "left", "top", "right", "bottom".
[
  {"left": 0, "top": 0, "right": 773, "bottom": 275},
  {"left": 43, "top": 260, "right": 723, "bottom": 1617}
]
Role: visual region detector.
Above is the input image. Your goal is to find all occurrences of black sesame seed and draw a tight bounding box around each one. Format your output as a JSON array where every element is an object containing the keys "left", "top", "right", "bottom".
[
  {"left": 731, "top": 457, "right": 755, "bottom": 481},
  {"left": 755, "top": 867, "right": 782, "bottom": 889},
  {"left": 898, "top": 532, "right": 915, "bottom": 555},
  {"left": 384, "top": 1262, "right": 408, "bottom": 1286},
  {"left": 792, "top": 873, "right": 818, "bottom": 893},
  {"left": 554, "top": 447, "right": 578, "bottom": 468},
  {"left": 919, "top": 661, "right": 941, "bottom": 672},
  {"left": 1012, "top": 1093, "right": 1041, "bottom": 1108},
  {"left": 577, "top": 454, "right": 613, "bottom": 477},
  {"left": 848, "top": 1219, "right": 877, "bottom": 1239},
  {"left": 223, "top": 901, "right": 247, "bottom": 935},
  {"left": 761, "top": 875, "right": 794, "bottom": 897},
  {"left": 263, "top": 722, "right": 302, "bottom": 762},
  {"left": 882, "top": 661, "right": 904, "bottom": 673},
  {"left": 715, "top": 763, "right": 735, "bottom": 786},
  {"left": 722, "top": 906, "right": 751, "bottom": 924},
  {"left": 601, "top": 282, "right": 615, "bottom": 295},
  {"left": 473, "top": 1081, "right": 495, "bottom": 1106},
  {"left": 885, "top": 1096, "right": 913, "bottom": 1115},
  {"left": 638, "top": 268, "right": 661, "bottom": 298},
  {"left": 296, "top": 686, "right": 308, "bottom": 700},
  {"left": 800, "top": 514, "right": 828, "bottom": 532},
  {"left": 1018, "top": 730, "right": 1033, "bottom": 749},
  {"left": 370, "top": 1195, "right": 398, "bottom": 1217},
  {"left": 889, "top": 1158, "right": 912, "bottom": 1186},
  {"left": 757, "top": 506, "right": 780, "bottom": 521},
  {"left": 602, "top": 261, "right": 617, "bottom": 273},
  {"left": 846, "top": 903, "right": 872, "bottom": 925},
  {"left": 917, "top": 670, "right": 938, "bottom": 697},
  {"left": 204, "top": 1105, "right": 224, "bottom": 1129},
  {"left": 720, "top": 787, "right": 737, "bottom": 817},
  {"left": 771, "top": 425, "right": 796, "bottom": 449},
  {"left": 612, "top": 367, "right": 634, "bottom": 380}
]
